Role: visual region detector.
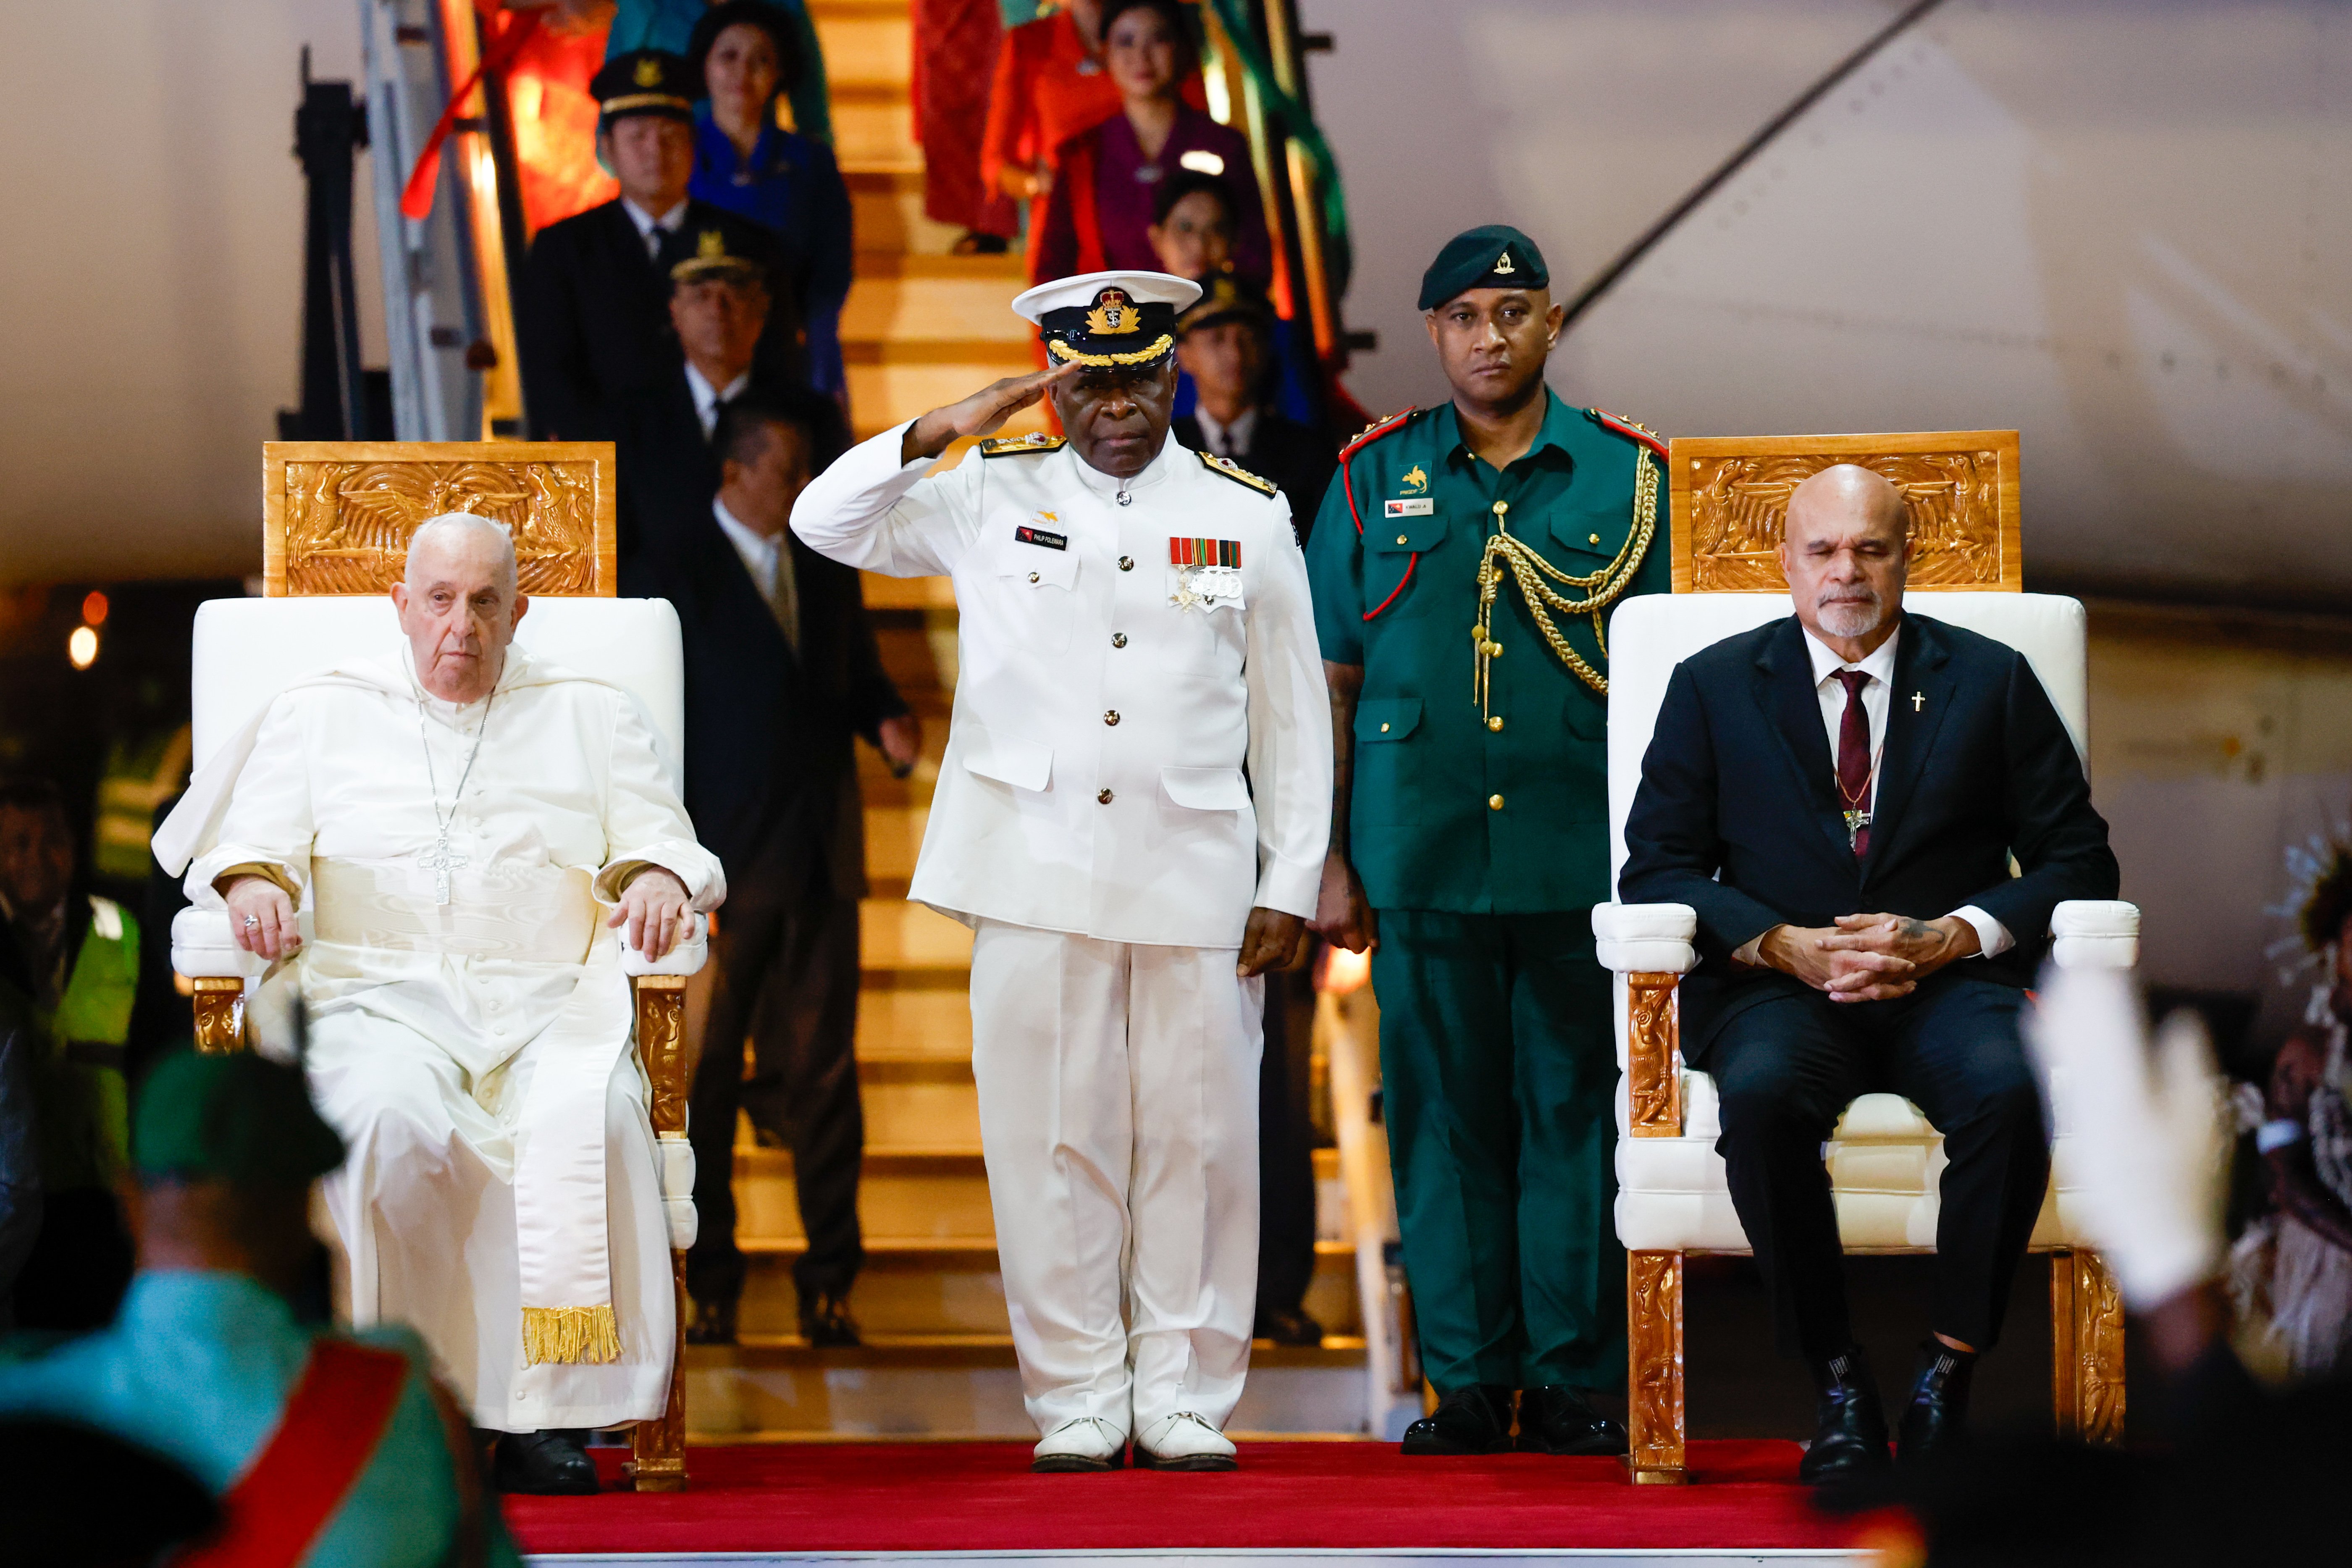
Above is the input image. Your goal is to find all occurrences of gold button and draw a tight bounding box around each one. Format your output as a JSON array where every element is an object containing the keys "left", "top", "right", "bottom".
[
  {"left": 1112, "top": 633, "right": 1128, "bottom": 648},
  {"left": 1589, "top": 532, "right": 1601, "bottom": 545},
  {"left": 1492, "top": 501, "right": 1508, "bottom": 516},
  {"left": 1487, "top": 716, "right": 1504, "bottom": 732},
  {"left": 1104, "top": 710, "right": 1120, "bottom": 726},
  {"left": 1396, "top": 534, "right": 1409, "bottom": 545},
  {"left": 1379, "top": 722, "right": 1391, "bottom": 733},
  {"left": 1097, "top": 788, "right": 1114, "bottom": 804},
  {"left": 1485, "top": 641, "right": 1502, "bottom": 658},
  {"left": 1118, "top": 555, "right": 1134, "bottom": 571},
  {"left": 1488, "top": 793, "right": 1504, "bottom": 810},
  {"left": 1027, "top": 571, "right": 1040, "bottom": 584}
]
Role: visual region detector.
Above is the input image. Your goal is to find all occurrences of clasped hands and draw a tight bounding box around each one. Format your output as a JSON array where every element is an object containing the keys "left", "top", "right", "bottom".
[
  {"left": 1754, "top": 912, "right": 1981, "bottom": 1002},
  {"left": 223, "top": 867, "right": 696, "bottom": 963}
]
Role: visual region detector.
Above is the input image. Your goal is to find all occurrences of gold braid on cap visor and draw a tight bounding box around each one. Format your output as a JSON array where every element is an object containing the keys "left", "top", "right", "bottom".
[
  {"left": 1046, "top": 334, "right": 1176, "bottom": 368},
  {"left": 600, "top": 92, "right": 694, "bottom": 114}
]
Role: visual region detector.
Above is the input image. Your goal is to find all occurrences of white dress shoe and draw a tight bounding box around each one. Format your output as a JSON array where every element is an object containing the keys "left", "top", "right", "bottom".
[
  {"left": 1031, "top": 1416, "right": 1128, "bottom": 1473},
  {"left": 1133, "top": 1411, "right": 1238, "bottom": 1471}
]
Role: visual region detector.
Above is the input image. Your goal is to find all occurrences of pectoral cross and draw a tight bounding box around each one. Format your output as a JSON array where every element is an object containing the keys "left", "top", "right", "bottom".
[
  {"left": 1911, "top": 691, "right": 1925, "bottom": 712},
  {"left": 421, "top": 830, "right": 468, "bottom": 906}
]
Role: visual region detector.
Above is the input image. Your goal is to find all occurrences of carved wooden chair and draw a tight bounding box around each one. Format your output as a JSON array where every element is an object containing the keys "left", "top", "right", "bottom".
[
  {"left": 168, "top": 441, "right": 700, "bottom": 1491},
  {"left": 1592, "top": 431, "right": 2139, "bottom": 1484}
]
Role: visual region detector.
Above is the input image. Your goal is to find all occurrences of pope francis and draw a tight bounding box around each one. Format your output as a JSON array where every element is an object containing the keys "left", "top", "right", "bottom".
[{"left": 154, "top": 514, "right": 724, "bottom": 1496}]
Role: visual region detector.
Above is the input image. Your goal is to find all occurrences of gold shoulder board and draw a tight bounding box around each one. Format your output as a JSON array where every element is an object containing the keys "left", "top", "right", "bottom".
[
  {"left": 1198, "top": 450, "right": 1278, "bottom": 496},
  {"left": 979, "top": 433, "right": 1067, "bottom": 457}
]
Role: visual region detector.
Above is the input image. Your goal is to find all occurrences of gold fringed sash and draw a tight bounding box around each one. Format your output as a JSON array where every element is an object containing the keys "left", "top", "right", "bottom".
[{"left": 522, "top": 1303, "right": 623, "bottom": 1366}]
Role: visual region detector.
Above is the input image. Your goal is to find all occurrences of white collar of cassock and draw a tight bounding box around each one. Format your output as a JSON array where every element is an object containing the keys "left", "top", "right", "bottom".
[{"left": 1068, "top": 433, "right": 1177, "bottom": 499}]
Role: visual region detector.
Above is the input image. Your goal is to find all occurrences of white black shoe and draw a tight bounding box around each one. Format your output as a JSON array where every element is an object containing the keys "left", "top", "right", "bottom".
[
  {"left": 1133, "top": 1411, "right": 1237, "bottom": 1472},
  {"left": 1031, "top": 1416, "right": 1128, "bottom": 1473}
]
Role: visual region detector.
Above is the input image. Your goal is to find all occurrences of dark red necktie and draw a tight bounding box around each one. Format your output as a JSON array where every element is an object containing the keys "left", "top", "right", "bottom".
[{"left": 1834, "top": 669, "right": 1872, "bottom": 858}]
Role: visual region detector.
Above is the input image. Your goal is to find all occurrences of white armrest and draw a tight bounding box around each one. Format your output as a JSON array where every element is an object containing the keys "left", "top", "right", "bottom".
[
  {"left": 657, "top": 1132, "right": 697, "bottom": 1249},
  {"left": 1593, "top": 903, "right": 1698, "bottom": 976},
  {"left": 170, "top": 906, "right": 305, "bottom": 981},
  {"left": 621, "top": 910, "right": 709, "bottom": 977},
  {"left": 2050, "top": 900, "right": 2139, "bottom": 970}
]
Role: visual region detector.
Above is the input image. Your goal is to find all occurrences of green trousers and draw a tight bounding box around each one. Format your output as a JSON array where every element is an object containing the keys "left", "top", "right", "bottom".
[{"left": 1371, "top": 909, "right": 1625, "bottom": 1393}]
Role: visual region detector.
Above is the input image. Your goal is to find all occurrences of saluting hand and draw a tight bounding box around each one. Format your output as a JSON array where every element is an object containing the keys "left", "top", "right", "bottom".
[{"left": 902, "top": 362, "right": 1083, "bottom": 464}]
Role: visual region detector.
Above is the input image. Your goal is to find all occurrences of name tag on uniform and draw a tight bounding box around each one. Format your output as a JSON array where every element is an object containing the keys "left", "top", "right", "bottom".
[
  {"left": 1385, "top": 498, "right": 1434, "bottom": 517},
  {"left": 1169, "top": 537, "right": 1244, "bottom": 612},
  {"left": 1015, "top": 523, "right": 1067, "bottom": 550}
]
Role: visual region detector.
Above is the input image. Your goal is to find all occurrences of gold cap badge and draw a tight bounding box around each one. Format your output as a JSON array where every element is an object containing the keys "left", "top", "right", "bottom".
[
  {"left": 1084, "top": 289, "right": 1141, "bottom": 336},
  {"left": 633, "top": 57, "right": 663, "bottom": 87},
  {"left": 1492, "top": 250, "right": 1516, "bottom": 275}
]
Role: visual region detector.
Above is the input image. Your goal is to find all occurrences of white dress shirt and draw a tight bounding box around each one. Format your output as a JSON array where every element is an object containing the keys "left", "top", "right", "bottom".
[
  {"left": 1191, "top": 405, "right": 1258, "bottom": 460},
  {"left": 1730, "top": 621, "right": 2011, "bottom": 964},
  {"left": 621, "top": 197, "right": 690, "bottom": 260},
  {"left": 685, "top": 362, "right": 751, "bottom": 439},
  {"left": 713, "top": 496, "right": 800, "bottom": 651}
]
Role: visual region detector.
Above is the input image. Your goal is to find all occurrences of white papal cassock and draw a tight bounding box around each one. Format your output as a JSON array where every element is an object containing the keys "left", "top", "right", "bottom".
[{"left": 157, "top": 645, "right": 723, "bottom": 1433}]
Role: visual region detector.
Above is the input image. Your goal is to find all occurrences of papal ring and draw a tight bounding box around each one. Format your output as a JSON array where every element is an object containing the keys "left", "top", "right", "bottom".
[{"left": 243, "top": 916, "right": 260, "bottom": 930}]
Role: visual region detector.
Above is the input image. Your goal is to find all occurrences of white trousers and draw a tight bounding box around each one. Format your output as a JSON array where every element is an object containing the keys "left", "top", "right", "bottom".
[
  {"left": 969, "top": 919, "right": 1263, "bottom": 1437},
  {"left": 306, "top": 1011, "right": 675, "bottom": 1433}
]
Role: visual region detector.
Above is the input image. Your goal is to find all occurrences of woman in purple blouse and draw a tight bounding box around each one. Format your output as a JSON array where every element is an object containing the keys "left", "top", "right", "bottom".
[{"left": 1034, "top": 0, "right": 1268, "bottom": 284}]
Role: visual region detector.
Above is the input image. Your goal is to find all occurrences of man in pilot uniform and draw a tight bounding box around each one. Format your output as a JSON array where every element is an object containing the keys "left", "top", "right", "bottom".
[{"left": 791, "top": 271, "right": 1331, "bottom": 1474}]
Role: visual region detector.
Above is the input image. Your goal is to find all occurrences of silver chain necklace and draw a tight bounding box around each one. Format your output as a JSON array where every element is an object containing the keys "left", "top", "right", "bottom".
[{"left": 415, "top": 682, "right": 497, "bottom": 905}]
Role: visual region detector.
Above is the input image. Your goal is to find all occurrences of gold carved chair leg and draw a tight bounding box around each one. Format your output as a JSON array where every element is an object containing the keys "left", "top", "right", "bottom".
[
  {"left": 190, "top": 978, "right": 248, "bottom": 1054},
  {"left": 2050, "top": 1248, "right": 2126, "bottom": 1447},
  {"left": 627, "top": 973, "right": 691, "bottom": 1493},
  {"left": 1626, "top": 1250, "right": 1688, "bottom": 1483}
]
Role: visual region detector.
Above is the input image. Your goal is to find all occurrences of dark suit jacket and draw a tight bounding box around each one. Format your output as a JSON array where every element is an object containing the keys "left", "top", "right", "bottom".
[
  {"left": 517, "top": 198, "right": 808, "bottom": 442},
  {"left": 1173, "top": 411, "right": 1336, "bottom": 546},
  {"left": 611, "top": 368, "right": 729, "bottom": 579},
  {"left": 1618, "top": 612, "right": 2119, "bottom": 1060},
  {"left": 621, "top": 495, "right": 906, "bottom": 901}
]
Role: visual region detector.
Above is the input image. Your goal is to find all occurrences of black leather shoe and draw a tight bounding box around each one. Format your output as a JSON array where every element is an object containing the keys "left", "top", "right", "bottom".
[
  {"left": 1896, "top": 1340, "right": 1977, "bottom": 1469},
  {"left": 1400, "top": 1384, "right": 1517, "bottom": 1455},
  {"left": 685, "top": 1296, "right": 738, "bottom": 1346},
  {"left": 1516, "top": 1385, "right": 1628, "bottom": 1456},
  {"left": 1253, "top": 1306, "right": 1326, "bottom": 1347},
  {"left": 492, "top": 1429, "right": 600, "bottom": 1496},
  {"left": 1797, "top": 1347, "right": 1892, "bottom": 1487},
  {"left": 799, "top": 1290, "right": 861, "bottom": 1347}
]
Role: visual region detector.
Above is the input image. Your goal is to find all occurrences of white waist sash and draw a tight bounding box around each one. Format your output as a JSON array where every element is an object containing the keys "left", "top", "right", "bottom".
[{"left": 312, "top": 857, "right": 630, "bottom": 1366}]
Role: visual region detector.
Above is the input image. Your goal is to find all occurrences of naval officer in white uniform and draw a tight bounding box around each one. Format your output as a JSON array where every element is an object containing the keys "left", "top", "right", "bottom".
[{"left": 792, "top": 271, "right": 1331, "bottom": 1473}]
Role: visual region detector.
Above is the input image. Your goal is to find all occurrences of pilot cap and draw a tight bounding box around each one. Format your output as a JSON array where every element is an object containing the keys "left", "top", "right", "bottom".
[
  {"left": 1418, "top": 225, "right": 1550, "bottom": 310},
  {"left": 1012, "top": 271, "right": 1202, "bottom": 368}
]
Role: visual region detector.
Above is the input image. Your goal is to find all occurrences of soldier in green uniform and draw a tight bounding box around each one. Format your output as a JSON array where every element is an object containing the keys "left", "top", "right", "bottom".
[{"left": 1304, "top": 226, "right": 1668, "bottom": 1455}]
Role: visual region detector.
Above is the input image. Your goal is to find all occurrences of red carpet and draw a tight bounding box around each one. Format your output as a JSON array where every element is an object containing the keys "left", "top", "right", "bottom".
[{"left": 506, "top": 1441, "right": 1869, "bottom": 1555}]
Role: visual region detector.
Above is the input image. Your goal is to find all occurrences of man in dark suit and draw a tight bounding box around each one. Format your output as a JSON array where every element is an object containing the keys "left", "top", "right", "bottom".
[
  {"left": 613, "top": 233, "right": 784, "bottom": 574},
  {"left": 625, "top": 392, "right": 918, "bottom": 1347},
  {"left": 1171, "top": 276, "right": 1335, "bottom": 532},
  {"left": 517, "top": 50, "right": 806, "bottom": 442},
  {"left": 1618, "top": 464, "right": 2119, "bottom": 1484}
]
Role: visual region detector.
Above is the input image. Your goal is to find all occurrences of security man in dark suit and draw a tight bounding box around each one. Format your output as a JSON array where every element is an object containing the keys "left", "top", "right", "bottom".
[
  {"left": 1171, "top": 276, "right": 1335, "bottom": 530},
  {"left": 517, "top": 50, "right": 806, "bottom": 442},
  {"left": 1305, "top": 227, "right": 1667, "bottom": 1457},
  {"left": 623, "top": 391, "right": 918, "bottom": 1347},
  {"left": 1618, "top": 464, "right": 2120, "bottom": 1484}
]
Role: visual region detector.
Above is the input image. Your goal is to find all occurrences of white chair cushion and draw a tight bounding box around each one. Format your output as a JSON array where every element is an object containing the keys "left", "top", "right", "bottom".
[{"left": 189, "top": 596, "right": 688, "bottom": 775}]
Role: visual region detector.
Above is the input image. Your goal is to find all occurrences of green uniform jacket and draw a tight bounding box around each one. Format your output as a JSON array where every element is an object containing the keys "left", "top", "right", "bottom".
[
  {"left": 1305, "top": 392, "right": 1670, "bottom": 913},
  {"left": 35, "top": 895, "right": 139, "bottom": 1192}
]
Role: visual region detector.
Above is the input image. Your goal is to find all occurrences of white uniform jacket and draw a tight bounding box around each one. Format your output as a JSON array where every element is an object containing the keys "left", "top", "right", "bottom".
[{"left": 793, "top": 421, "right": 1332, "bottom": 949}]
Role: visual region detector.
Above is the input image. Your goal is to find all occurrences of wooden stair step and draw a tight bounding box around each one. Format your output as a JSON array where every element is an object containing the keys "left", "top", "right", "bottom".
[
  {"left": 853, "top": 987, "right": 971, "bottom": 1061},
  {"left": 860, "top": 897, "right": 971, "bottom": 969}
]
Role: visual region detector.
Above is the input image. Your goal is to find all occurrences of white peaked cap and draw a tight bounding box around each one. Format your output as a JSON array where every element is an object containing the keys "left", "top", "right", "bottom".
[{"left": 1010, "top": 271, "right": 1203, "bottom": 325}]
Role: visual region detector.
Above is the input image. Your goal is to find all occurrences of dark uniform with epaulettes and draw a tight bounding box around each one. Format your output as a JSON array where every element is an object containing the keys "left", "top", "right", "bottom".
[{"left": 1304, "top": 229, "right": 1668, "bottom": 1413}]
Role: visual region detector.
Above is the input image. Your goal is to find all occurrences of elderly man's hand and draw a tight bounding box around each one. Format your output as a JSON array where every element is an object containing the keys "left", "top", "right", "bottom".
[
  {"left": 223, "top": 875, "right": 299, "bottom": 961},
  {"left": 1819, "top": 912, "right": 1979, "bottom": 989},
  {"left": 1238, "top": 907, "right": 1310, "bottom": 978},
  {"left": 1757, "top": 923, "right": 1917, "bottom": 1002},
  {"left": 609, "top": 868, "right": 692, "bottom": 962}
]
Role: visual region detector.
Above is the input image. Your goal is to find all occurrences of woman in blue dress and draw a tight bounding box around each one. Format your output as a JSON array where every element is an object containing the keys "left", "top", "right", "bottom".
[{"left": 685, "top": 1, "right": 855, "bottom": 402}]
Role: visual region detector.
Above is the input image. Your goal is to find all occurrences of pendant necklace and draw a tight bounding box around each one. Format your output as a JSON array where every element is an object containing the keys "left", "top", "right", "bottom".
[
  {"left": 416, "top": 682, "right": 497, "bottom": 906},
  {"left": 1837, "top": 741, "right": 1883, "bottom": 851}
]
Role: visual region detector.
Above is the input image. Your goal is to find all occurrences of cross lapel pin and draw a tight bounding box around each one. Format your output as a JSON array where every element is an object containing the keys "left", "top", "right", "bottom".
[{"left": 1911, "top": 691, "right": 1925, "bottom": 712}]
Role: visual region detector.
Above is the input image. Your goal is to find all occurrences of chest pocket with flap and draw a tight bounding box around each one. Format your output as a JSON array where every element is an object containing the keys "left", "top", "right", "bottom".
[{"left": 988, "top": 544, "right": 1081, "bottom": 655}]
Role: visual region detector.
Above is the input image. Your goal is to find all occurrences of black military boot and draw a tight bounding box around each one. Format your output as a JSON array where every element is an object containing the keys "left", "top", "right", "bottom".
[
  {"left": 1516, "top": 1386, "right": 1628, "bottom": 1456},
  {"left": 492, "top": 1429, "right": 600, "bottom": 1495},
  {"left": 1797, "top": 1346, "right": 1892, "bottom": 1487},
  {"left": 1896, "top": 1339, "right": 1978, "bottom": 1469},
  {"left": 798, "top": 1289, "right": 861, "bottom": 1347},
  {"left": 1400, "top": 1384, "right": 1517, "bottom": 1455}
]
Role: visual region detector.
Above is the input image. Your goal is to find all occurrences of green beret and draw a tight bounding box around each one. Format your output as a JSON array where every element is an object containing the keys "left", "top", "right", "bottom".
[
  {"left": 134, "top": 1051, "right": 345, "bottom": 1186},
  {"left": 1418, "top": 225, "right": 1550, "bottom": 310}
]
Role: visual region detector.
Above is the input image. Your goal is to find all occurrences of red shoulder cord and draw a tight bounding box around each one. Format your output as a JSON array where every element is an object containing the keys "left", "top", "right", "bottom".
[{"left": 1341, "top": 411, "right": 1418, "bottom": 622}]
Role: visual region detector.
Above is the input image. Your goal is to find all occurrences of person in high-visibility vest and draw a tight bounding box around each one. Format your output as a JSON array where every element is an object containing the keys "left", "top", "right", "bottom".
[{"left": 0, "top": 780, "right": 141, "bottom": 1330}]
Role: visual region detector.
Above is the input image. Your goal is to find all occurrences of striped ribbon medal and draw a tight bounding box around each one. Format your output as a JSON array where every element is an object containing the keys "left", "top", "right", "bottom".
[{"left": 1168, "top": 536, "right": 1244, "bottom": 612}]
